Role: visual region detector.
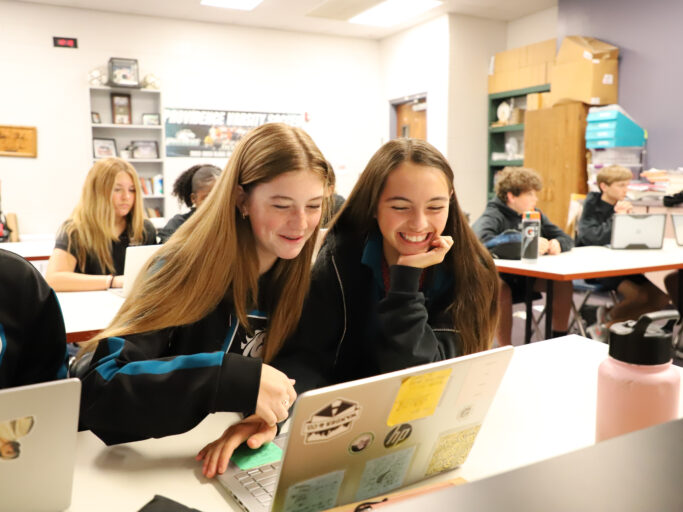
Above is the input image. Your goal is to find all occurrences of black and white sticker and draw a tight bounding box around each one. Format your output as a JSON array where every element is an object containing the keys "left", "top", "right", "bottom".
[{"left": 302, "top": 398, "right": 361, "bottom": 444}]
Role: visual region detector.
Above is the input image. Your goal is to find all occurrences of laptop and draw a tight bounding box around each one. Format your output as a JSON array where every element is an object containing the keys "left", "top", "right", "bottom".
[
  {"left": 0, "top": 379, "right": 81, "bottom": 512},
  {"left": 610, "top": 213, "right": 666, "bottom": 249},
  {"left": 110, "top": 244, "right": 161, "bottom": 297},
  {"left": 218, "top": 346, "right": 514, "bottom": 511},
  {"left": 673, "top": 213, "right": 683, "bottom": 246}
]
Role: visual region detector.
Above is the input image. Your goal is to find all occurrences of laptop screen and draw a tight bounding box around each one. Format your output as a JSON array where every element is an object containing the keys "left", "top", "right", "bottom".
[
  {"left": 610, "top": 213, "right": 666, "bottom": 249},
  {"left": 673, "top": 214, "right": 683, "bottom": 246}
]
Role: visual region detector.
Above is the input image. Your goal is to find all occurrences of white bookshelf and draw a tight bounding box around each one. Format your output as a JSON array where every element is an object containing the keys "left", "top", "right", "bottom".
[{"left": 89, "top": 86, "right": 166, "bottom": 222}]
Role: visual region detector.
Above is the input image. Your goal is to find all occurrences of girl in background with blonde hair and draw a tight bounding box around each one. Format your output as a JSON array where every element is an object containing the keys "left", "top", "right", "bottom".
[
  {"left": 198, "top": 138, "right": 500, "bottom": 478},
  {"left": 46, "top": 158, "right": 157, "bottom": 291},
  {"left": 76, "top": 123, "right": 331, "bottom": 448}
]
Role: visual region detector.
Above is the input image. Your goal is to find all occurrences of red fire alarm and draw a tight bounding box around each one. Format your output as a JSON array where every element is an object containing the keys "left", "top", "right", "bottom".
[{"left": 53, "top": 37, "right": 78, "bottom": 48}]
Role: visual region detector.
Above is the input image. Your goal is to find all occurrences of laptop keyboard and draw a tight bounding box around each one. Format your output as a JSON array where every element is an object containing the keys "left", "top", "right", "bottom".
[{"left": 234, "top": 462, "right": 282, "bottom": 507}]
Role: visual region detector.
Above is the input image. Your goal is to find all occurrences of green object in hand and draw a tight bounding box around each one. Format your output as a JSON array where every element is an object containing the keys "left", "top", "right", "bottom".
[{"left": 230, "top": 442, "right": 283, "bottom": 470}]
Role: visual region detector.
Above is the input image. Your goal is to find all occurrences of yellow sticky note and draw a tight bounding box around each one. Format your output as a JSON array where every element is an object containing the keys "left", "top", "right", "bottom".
[{"left": 386, "top": 368, "right": 452, "bottom": 426}]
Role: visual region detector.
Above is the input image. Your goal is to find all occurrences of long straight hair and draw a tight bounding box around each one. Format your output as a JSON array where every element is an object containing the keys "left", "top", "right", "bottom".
[
  {"left": 80, "top": 123, "right": 330, "bottom": 362},
  {"left": 332, "top": 138, "right": 499, "bottom": 354},
  {"left": 63, "top": 158, "right": 146, "bottom": 273}
]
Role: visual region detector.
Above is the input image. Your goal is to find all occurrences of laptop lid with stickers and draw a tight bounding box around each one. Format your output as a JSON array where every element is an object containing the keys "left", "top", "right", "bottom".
[
  {"left": 219, "top": 346, "right": 513, "bottom": 511},
  {"left": 0, "top": 379, "right": 81, "bottom": 512}
]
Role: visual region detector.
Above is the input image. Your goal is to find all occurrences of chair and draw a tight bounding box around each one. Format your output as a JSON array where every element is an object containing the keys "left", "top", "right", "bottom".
[{"left": 568, "top": 279, "right": 619, "bottom": 337}]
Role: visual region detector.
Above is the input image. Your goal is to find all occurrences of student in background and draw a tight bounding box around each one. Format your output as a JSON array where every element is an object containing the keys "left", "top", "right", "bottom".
[
  {"left": 322, "top": 160, "right": 345, "bottom": 227},
  {"left": 75, "top": 123, "right": 331, "bottom": 447},
  {"left": 0, "top": 249, "right": 68, "bottom": 389},
  {"left": 157, "top": 164, "right": 221, "bottom": 243},
  {"left": 197, "top": 138, "right": 500, "bottom": 477},
  {"left": 45, "top": 158, "right": 157, "bottom": 291},
  {"left": 472, "top": 166, "right": 574, "bottom": 346},
  {"left": 576, "top": 165, "right": 670, "bottom": 340}
]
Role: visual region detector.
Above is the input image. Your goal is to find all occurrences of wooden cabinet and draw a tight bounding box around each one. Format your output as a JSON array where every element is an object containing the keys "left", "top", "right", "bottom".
[{"left": 524, "top": 102, "right": 588, "bottom": 228}]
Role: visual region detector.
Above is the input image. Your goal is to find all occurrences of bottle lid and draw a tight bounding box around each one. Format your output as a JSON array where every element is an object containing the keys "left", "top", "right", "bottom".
[
  {"left": 608, "top": 313, "right": 675, "bottom": 365},
  {"left": 523, "top": 210, "right": 540, "bottom": 220}
]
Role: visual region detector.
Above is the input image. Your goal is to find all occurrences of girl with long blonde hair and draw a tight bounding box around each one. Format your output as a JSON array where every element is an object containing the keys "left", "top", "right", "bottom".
[
  {"left": 76, "top": 123, "right": 331, "bottom": 446},
  {"left": 46, "top": 158, "right": 157, "bottom": 291},
  {"left": 198, "top": 138, "right": 500, "bottom": 478}
]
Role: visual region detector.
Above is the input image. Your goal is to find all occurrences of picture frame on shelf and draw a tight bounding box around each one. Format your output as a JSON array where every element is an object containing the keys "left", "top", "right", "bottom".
[
  {"left": 131, "top": 140, "right": 159, "bottom": 159},
  {"left": 91, "top": 112, "right": 101, "bottom": 124},
  {"left": 93, "top": 138, "right": 117, "bottom": 158},
  {"left": 107, "top": 57, "right": 140, "bottom": 88},
  {"left": 111, "top": 93, "right": 132, "bottom": 125},
  {"left": 141, "top": 113, "right": 160, "bottom": 126}
]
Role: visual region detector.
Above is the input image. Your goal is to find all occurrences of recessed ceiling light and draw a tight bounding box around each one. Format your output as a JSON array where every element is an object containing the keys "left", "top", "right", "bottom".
[
  {"left": 349, "top": 0, "right": 442, "bottom": 27},
  {"left": 200, "top": 0, "right": 263, "bottom": 11}
]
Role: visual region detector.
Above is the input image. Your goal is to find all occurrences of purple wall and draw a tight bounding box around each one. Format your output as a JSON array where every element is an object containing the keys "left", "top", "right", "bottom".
[{"left": 558, "top": 0, "right": 682, "bottom": 168}]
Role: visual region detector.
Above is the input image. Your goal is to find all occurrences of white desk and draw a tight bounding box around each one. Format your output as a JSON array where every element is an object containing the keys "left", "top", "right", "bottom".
[
  {"left": 66, "top": 336, "right": 683, "bottom": 511},
  {"left": 494, "top": 239, "right": 683, "bottom": 341},
  {"left": 1, "top": 239, "right": 54, "bottom": 261},
  {"left": 56, "top": 291, "right": 124, "bottom": 343}
]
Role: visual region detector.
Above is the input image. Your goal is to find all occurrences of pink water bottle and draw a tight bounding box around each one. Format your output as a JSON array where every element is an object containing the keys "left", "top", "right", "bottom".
[{"left": 596, "top": 311, "right": 680, "bottom": 442}]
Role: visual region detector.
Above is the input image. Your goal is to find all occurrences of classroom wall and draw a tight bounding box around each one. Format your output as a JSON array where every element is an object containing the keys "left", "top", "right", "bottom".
[
  {"left": 0, "top": 0, "right": 383, "bottom": 234},
  {"left": 379, "top": 15, "right": 451, "bottom": 155},
  {"left": 506, "top": 6, "right": 558, "bottom": 49},
  {"left": 448, "top": 14, "right": 506, "bottom": 220},
  {"left": 558, "top": 0, "right": 683, "bottom": 169}
]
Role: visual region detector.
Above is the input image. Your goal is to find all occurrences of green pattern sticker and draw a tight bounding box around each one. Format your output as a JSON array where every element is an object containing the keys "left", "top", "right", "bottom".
[{"left": 230, "top": 442, "right": 283, "bottom": 470}]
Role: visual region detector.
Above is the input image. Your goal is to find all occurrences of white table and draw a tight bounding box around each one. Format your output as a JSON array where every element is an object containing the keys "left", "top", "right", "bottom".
[
  {"left": 494, "top": 239, "right": 683, "bottom": 341},
  {"left": 56, "top": 291, "right": 124, "bottom": 343},
  {"left": 66, "top": 335, "right": 683, "bottom": 511},
  {"left": 0, "top": 238, "right": 54, "bottom": 261}
]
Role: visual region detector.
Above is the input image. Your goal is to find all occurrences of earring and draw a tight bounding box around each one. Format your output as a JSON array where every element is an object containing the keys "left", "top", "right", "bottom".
[{"left": 241, "top": 210, "right": 247, "bottom": 219}]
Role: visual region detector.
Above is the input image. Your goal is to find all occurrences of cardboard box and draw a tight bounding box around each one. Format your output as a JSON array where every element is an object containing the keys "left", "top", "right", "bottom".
[
  {"left": 557, "top": 36, "right": 619, "bottom": 64},
  {"left": 550, "top": 58, "right": 618, "bottom": 105},
  {"left": 492, "top": 39, "right": 556, "bottom": 73},
  {"left": 488, "top": 62, "right": 549, "bottom": 94}
]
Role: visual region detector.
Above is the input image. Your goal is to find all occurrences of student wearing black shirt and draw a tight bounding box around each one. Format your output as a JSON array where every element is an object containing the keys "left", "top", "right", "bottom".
[
  {"left": 472, "top": 167, "right": 574, "bottom": 346},
  {"left": 0, "top": 249, "right": 67, "bottom": 389},
  {"left": 75, "top": 124, "right": 331, "bottom": 456},
  {"left": 46, "top": 158, "right": 156, "bottom": 291},
  {"left": 158, "top": 164, "right": 221, "bottom": 243}
]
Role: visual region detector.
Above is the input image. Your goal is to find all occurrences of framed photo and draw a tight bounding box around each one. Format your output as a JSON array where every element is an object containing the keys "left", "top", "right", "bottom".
[
  {"left": 107, "top": 57, "right": 139, "bottom": 88},
  {"left": 93, "top": 138, "right": 117, "bottom": 158},
  {"left": 141, "top": 113, "right": 160, "bottom": 126},
  {"left": 132, "top": 140, "right": 159, "bottom": 159},
  {"left": 91, "top": 112, "right": 101, "bottom": 124},
  {"left": 0, "top": 125, "right": 37, "bottom": 158},
  {"left": 111, "top": 93, "right": 132, "bottom": 125}
]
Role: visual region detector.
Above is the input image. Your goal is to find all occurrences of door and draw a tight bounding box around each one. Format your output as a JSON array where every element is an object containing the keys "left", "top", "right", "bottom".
[{"left": 394, "top": 99, "right": 426, "bottom": 140}]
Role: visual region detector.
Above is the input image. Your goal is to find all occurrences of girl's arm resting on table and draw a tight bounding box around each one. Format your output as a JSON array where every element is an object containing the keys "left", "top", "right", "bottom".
[
  {"left": 45, "top": 248, "right": 115, "bottom": 291},
  {"left": 79, "top": 330, "right": 261, "bottom": 445}
]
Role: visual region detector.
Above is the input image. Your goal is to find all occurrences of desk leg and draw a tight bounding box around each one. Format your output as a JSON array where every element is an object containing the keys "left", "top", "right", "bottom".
[
  {"left": 545, "top": 281, "right": 554, "bottom": 340},
  {"left": 525, "top": 276, "right": 534, "bottom": 344},
  {"left": 678, "top": 268, "right": 682, "bottom": 317}
]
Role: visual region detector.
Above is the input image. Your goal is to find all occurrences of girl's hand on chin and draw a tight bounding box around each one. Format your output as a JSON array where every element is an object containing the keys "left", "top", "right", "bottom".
[{"left": 396, "top": 236, "right": 454, "bottom": 269}]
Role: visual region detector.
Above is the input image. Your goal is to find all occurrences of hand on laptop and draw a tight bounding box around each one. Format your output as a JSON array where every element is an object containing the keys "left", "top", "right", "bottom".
[
  {"left": 196, "top": 415, "right": 277, "bottom": 478},
  {"left": 256, "top": 364, "right": 296, "bottom": 427},
  {"left": 112, "top": 276, "right": 124, "bottom": 288}
]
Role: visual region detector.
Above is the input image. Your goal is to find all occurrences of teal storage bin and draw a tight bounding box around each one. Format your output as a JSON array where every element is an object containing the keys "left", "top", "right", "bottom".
[{"left": 586, "top": 108, "right": 645, "bottom": 148}]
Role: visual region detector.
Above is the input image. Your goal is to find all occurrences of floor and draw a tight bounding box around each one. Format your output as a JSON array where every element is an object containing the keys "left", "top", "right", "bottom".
[{"left": 501, "top": 291, "right": 683, "bottom": 368}]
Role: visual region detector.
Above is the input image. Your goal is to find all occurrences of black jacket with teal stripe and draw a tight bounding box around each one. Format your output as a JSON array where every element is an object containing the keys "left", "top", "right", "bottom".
[
  {"left": 79, "top": 299, "right": 263, "bottom": 445},
  {"left": 0, "top": 249, "right": 68, "bottom": 389},
  {"left": 272, "top": 227, "right": 461, "bottom": 394}
]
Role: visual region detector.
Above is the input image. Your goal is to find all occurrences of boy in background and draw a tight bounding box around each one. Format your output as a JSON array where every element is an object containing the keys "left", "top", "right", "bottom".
[
  {"left": 577, "top": 165, "right": 670, "bottom": 340},
  {"left": 473, "top": 167, "right": 574, "bottom": 346}
]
